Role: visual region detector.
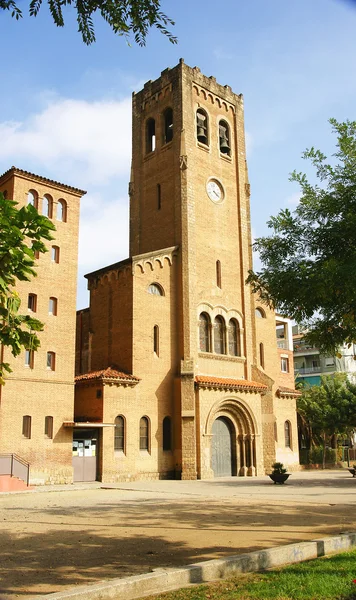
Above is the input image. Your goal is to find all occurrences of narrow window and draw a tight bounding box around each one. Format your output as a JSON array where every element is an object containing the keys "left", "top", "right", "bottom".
[
  {"left": 196, "top": 109, "right": 209, "bottom": 146},
  {"left": 163, "top": 416, "right": 172, "bottom": 451},
  {"left": 228, "top": 319, "right": 240, "bottom": 356},
  {"left": 216, "top": 260, "right": 221, "bottom": 288},
  {"left": 45, "top": 416, "right": 53, "bottom": 439},
  {"left": 281, "top": 357, "right": 289, "bottom": 373},
  {"left": 57, "top": 199, "right": 67, "bottom": 222},
  {"left": 28, "top": 293, "right": 37, "bottom": 312},
  {"left": 146, "top": 118, "right": 156, "bottom": 153},
  {"left": 25, "top": 349, "right": 34, "bottom": 368},
  {"left": 259, "top": 342, "right": 265, "bottom": 368},
  {"left": 42, "top": 194, "right": 53, "bottom": 218},
  {"left": 51, "top": 246, "right": 60, "bottom": 263},
  {"left": 199, "top": 313, "right": 210, "bottom": 352},
  {"left": 114, "top": 415, "right": 125, "bottom": 451},
  {"left": 284, "top": 420, "right": 292, "bottom": 448},
  {"left": 49, "top": 297, "right": 58, "bottom": 315},
  {"left": 214, "top": 316, "right": 226, "bottom": 354},
  {"left": 47, "top": 351, "right": 56, "bottom": 371},
  {"left": 157, "top": 183, "right": 161, "bottom": 210},
  {"left": 3, "top": 190, "right": 7, "bottom": 199},
  {"left": 148, "top": 283, "right": 164, "bottom": 296},
  {"left": 140, "top": 416, "right": 150, "bottom": 451},
  {"left": 27, "top": 190, "right": 38, "bottom": 209},
  {"left": 22, "top": 415, "right": 31, "bottom": 439},
  {"left": 255, "top": 307, "right": 265, "bottom": 318},
  {"left": 34, "top": 250, "right": 40, "bottom": 259},
  {"left": 154, "top": 325, "right": 159, "bottom": 356},
  {"left": 219, "top": 120, "right": 231, "bottom": 156},
  {"left": 163, "top": 107, "right": 173, "bottom": 144}
]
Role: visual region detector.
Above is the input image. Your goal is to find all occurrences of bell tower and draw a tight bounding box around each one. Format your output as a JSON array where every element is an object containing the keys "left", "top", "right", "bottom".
[{"left": 130, "top": 60, "right": 257, "bottom": 479}]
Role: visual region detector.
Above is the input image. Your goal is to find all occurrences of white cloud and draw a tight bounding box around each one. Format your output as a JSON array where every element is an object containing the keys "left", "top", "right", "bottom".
[
  {"left": 0, "top": 96, "right": 132, "bottom": 186},
  {"left": 286, "top": 192, "right": 301, "bottom": 206}
]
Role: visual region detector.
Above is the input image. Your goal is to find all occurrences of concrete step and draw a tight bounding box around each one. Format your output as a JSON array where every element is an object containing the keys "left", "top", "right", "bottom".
[{"left": 0, "top": 474, "right": 32, "bottom": 492}]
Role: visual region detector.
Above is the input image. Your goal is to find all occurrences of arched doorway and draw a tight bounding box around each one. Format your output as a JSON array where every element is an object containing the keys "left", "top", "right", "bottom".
[{"left": 211, "top": 416, "right": 235, "bottom": 477}]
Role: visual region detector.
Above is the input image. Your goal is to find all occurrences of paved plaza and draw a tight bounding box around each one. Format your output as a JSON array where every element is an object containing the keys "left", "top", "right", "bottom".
[{"left": 1, "top": 470, "right": 356, "bottom": 598}]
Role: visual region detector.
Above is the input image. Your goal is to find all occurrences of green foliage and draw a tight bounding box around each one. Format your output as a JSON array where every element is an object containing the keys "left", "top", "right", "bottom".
[
  {"left": 271, "top": 461, "right": 287, "bottom": 474},
  {"left": 247, "top": 118, "right": 356, "bottom": 355},
  {"left": 1, "top": 0, "right": 177, "bottom": 45},
  {"left": 146, "top": 549, "right": 356, "bottom": 600},
  {"left": 297, "top": 373, "right": 356, "bottom": 466},
  {"left": 0, "top": 193, "right": 55, "bottom": 384},
  {"left": 305, "top": 446, "right": 337, "bottom": 465}
]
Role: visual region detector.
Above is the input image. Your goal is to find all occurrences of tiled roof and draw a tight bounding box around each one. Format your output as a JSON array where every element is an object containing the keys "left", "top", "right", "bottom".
[
  {"left": 277, "top": 386, "right": 302, "bottom": 398},
  {"left": 0, "top": 166, "right": 86, "bottom": 196},
  {"left": 195, "top": 375, "right": 267, "bottom": 393},
  {"left": 75, "top": 367, "right": 140, "bottom": 386}
]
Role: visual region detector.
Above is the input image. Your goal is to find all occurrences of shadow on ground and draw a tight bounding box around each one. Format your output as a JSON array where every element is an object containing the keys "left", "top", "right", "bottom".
[{"left": 0, "top": 494, "right": 354, "bottom": 598}]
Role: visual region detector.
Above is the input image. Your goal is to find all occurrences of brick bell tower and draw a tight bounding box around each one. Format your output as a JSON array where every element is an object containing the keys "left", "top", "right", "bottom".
[{"left": 130, "top": 60, "right": 257, "bottom": 480}]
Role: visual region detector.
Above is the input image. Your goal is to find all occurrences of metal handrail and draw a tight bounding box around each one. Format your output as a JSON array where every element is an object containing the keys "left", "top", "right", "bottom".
[{"left": 0, "top": 453, "right": 30, "bottom": 486}]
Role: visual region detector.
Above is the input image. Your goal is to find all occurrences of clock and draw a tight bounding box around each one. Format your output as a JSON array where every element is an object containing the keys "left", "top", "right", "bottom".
[{"left": 206, "top": 179, "right": 224, "bottom": 203}]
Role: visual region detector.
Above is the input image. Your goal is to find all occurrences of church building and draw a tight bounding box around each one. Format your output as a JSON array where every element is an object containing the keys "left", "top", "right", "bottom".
[{"left": 0, "top": 60, "right": 300, "bottom": 486}]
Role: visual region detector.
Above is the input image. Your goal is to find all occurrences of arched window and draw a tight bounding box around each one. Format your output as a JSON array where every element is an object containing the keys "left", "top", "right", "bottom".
[
  {"left": 163, "top": 416, "right": 172, "bottom": 451},
  {"left": 219, "top": 120, "right": 231, "bottom": 156},
  {"left": 140, "top": 416, "right": 150, "bottom": 451},
  {"left": 114, "top": 415, "right": 125, "bottom": 451},
  {"left": 42, "top": 194, "right": 53, "bottom": 218},
  {"left": 154, "top": 325, "right": 159, "bottom": 356},
  {"left": 57, "top": 199, "right": 67, "bottom": 222},
  {"left": 51, "top": 246, "right": 60, "bottom": 263},
  {"left": 228, "top": 319, "right": 240, "bottom": 356},
  {"left": 216, "top": 260, "right": 221, "bottom": 288},
  {"left": 49, "top": 297, "right": 58, "bottom": 316},
  {"left": 47, "top": 351, "right": 56, "bottom": 371},
  {"left": 255, "top": 307, "right": 266, "bottom": 318},
  {"left": 27, "top": 190, "right": 38, "bottom": 209},
  {"left": 45, "top": 416, "right": 53, "bottom": 439},
  {"left": 22, "top": 415, "right": 31, "bottom": 439},
  {"left": 146, "top": 118, "right": 156, "bottom": 153},
  {"left": 163, "top": 107, "right": 173, "bottom": 144},
  {"left": 196, "top": 108, "right": 209, "bottom": 146},
  {"left": 148, "top": 283, "right": 164, "bottom": 296},
  {"left": 214, "top": 316, "right": 226, "bottom": 354},
  {"left": 259, "top": 342, "right": 265, "bottom": 368},
  {"left": 284, "top": 420, "right": 292, "bottom": 448},
  {"left": 199, "top": 312, "right": 210, "bottom": 352},
  {"left": 28, "top": 293, "right": 37, "bottom": 312}
]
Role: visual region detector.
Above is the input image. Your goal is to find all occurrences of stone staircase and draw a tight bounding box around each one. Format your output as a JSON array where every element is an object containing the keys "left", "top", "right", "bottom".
[{"left": 0, "top": 474, "right": 33, "bottom": 492}]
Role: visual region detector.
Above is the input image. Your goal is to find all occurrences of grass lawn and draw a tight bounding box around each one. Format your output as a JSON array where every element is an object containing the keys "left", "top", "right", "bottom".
[{"left": 146, "top": 549, "right": 356, "bottom": 600}]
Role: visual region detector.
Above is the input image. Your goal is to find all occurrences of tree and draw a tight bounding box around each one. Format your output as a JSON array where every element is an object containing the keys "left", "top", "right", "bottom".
[
  {"left": 247, "top": 118, "right": 356, "bottom": 356},
  {"left": 1, "top": 0, "right": 177, "bottom": 46},
  {"left": 297, "top": 373, "right": 356, "bottom": 467},
  {"left": 0, "top": 192, "right": 55, "bottom": 384}
]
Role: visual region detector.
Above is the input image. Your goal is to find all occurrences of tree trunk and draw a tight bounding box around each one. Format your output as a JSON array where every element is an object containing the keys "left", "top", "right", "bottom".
[{"left": 322, "top": 433, "right": 327, "bottom": 469}]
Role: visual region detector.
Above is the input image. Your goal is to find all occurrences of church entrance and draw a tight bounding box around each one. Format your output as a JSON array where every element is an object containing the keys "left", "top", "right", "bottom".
[
  {"left": 211, "top": 417, "right": 235, "bottom": 477},
  {"left": 72, "top": 428, "right": 98, "bottom": 482}
]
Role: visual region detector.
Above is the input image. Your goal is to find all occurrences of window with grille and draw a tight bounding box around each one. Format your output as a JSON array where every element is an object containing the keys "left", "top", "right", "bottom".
[
  {"left": 199, "top": 313, "right": 210, "bottom": 352},
  {"left": 284, "top": 421, "right": 292, "bottom": 448},
  {"left": 114, "top": 416, "right": 125, "bottom": 451},
  {"left": 140, "top": 416, "right": 150, "bottom": 451},
  {"left": 214, "top": 316, "right": 225, "bottom": 354},
  {"left": 228, "top": 319, "right": 240, "bottom": 356}
]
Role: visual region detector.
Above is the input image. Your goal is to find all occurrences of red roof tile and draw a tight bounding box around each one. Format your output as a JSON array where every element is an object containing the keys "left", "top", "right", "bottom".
[
  {"left": 75, "top": 367, "right": 140, "bottom": 385},
  {"left": 0, "top": 166, "right": 86, "bottom": 196},
  {"left": 195, "top": 375, "right": 267, "bottom": 393}
]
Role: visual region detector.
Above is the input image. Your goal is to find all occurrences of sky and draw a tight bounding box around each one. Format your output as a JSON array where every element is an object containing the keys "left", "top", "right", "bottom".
[{"left": 1, "top": 0, "right": 356, "bottom": 308}]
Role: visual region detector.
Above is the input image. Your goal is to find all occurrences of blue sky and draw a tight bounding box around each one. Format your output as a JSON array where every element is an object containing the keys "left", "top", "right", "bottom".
[{"left": 1, "top": 0, "right": 356, "bottom": 308}]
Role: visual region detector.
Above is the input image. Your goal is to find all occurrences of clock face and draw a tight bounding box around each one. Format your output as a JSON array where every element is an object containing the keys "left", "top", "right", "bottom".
[{"left": 206, "top": 179, "right": 224, "bottom": 203}]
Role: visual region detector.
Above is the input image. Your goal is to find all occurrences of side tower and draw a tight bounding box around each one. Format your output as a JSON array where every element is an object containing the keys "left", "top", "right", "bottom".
[
  {"left": 129, "top": 61, "right": 300, "bottom": 481},
  {"left": 0, "top": 167, "right": 85, "bottom": 484}
]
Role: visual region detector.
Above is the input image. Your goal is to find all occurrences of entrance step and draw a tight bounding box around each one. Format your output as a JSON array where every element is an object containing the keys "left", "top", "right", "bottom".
[{"left": 0, "top": 474, "right": 33, "bottom": 492}]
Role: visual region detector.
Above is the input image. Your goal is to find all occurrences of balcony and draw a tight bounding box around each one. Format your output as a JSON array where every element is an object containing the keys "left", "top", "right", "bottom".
[
  {"left": 277, "top": 339, "right": 289, "bottom": 349},
  {"left": 294, "top": 364, "right": 336, "bottom": 375}
]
